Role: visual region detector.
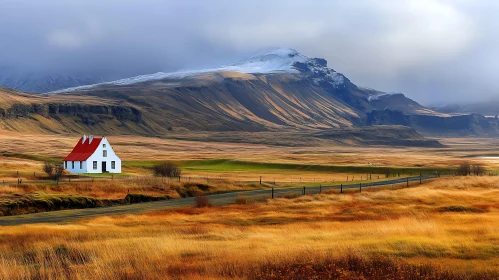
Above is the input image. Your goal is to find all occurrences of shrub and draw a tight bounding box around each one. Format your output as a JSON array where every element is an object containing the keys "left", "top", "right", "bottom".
[
  {"left": 472, "top": 164, "right": 486, "bottom": 176},
  {"left": 195, "top": 196, "right": 211, "bottom": 208},
  {"left": 457, "top": 163, "right": 486, "bottom": 176},
  {"left": 457, "top": 163, "right": 471, "bottom": 176},
  {"left": 55, "top": 165, "right": 65, "bottom": 177},
  {"left": 43, "top": 162, "right": 54, "bottom": 176},
  {"left": 437, "top": 205, "right": 487, "bottom": 213},
  {"left": 235, "top": 196, "right": 249, "bottom": 205},
  {"left": 153, "top": 161, "right": 182, "bottom": 178},
  {"left": 384, "top": 168, "right": 392, "bottom": 178}
]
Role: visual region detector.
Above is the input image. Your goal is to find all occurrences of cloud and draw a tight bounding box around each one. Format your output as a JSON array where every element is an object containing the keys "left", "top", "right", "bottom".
[
  {"left": 0, "top": 0, "right": 497, "bottom": 103},
  {"left": 47, "top": 31, "right": 84, "bottom": 48}
]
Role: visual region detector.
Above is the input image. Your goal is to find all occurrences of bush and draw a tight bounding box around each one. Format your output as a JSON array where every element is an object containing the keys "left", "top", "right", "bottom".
[
  {"left": 43, "top": 162, "right": 54, "bottom": 176},
  {"left": 55, "top": 165, "right": 65, "bottom": 177},
  {"left": 195, "top": 196, "right": 211, "bottom": 208},
  {"left": 457, "top": 162, "right": 486, "bottom": 176},
  {"left": 153, "top": 161, "right": 182, "bottom": 178},
  {"left": 384, "top": 168, "right": 392, "bottom": 178},
  {"left": 472, "top": 164, "right": 486, "bottom": 176},
  {"left": 235, "top": 196, "right": 249, "bottom": 205}
]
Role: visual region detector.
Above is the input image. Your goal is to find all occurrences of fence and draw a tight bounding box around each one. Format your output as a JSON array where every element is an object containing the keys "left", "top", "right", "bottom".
[{"left": 260, "top": 174, "right": 441, "bottom": 199}]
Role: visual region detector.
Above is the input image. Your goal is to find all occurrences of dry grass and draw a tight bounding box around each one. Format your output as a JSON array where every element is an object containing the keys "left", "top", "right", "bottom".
[
  {"left": 0, "top": 177, "right": 498, "bottom": 279},
  {"left": 0, "top": 132, "right": 488, "bottom": 166},
  {"left": 0, "top": 177, "right": 256, "bottom": 200},
  {"left": 0, "top": 132, "right": 497, "bottom": 183}
]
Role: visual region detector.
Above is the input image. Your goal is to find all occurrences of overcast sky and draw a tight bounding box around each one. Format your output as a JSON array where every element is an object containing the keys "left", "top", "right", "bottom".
[{"left": 1, "top": 0, "right": 498, "bottom": 104}]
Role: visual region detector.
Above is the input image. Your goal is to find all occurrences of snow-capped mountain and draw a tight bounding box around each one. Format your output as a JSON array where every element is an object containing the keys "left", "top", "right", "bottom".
[
  {"left": 0, "top": 48, "right": 494, "bottom": 137},
  {"left": 50, "top": 48, "right": 347, "bottom": 94}
]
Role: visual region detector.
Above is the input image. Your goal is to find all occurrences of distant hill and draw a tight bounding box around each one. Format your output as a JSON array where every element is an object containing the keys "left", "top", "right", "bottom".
[
  {"left": 0, "top": 68, "right": 116, "bottom": 94},
  {"left": 432, "top": 100, "right": 499, "bottom": 117}
]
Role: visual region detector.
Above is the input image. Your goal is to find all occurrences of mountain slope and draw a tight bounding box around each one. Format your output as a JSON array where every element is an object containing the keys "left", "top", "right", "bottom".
[{"left": 46, "top": 49, "right": 372, "bottom": 131}]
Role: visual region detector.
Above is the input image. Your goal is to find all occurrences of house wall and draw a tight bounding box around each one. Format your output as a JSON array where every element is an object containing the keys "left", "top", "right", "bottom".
[
  {"left": 64, "top": 160, "right": 87, "bottom": 173},
  {"left": 85, "top": 137, "right": 122, "bottom": 174}
]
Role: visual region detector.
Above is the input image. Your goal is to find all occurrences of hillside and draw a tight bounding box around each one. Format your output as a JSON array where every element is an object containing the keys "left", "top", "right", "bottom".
[{"left": 0, "top": 87, "right": 150, "bottom": 135}]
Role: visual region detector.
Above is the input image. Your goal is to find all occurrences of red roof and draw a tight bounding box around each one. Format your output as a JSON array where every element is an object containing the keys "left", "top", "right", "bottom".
[{"left": 64, "top": 137, "right": 102, "bottom": 161}]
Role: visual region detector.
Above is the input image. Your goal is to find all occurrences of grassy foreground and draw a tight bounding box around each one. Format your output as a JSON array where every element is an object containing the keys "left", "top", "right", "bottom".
[{"left": 0, "top": 176, "right": 498, "bottom": 279}]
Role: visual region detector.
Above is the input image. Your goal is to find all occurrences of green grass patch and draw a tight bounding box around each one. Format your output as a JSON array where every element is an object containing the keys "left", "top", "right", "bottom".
[{"left": 123, "top": 159, "right": 454, "bottom": 175}]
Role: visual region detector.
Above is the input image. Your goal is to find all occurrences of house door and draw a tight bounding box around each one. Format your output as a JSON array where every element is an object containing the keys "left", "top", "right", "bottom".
[{"left": 102, "top": 161, "right": 107, "bottom": 172}]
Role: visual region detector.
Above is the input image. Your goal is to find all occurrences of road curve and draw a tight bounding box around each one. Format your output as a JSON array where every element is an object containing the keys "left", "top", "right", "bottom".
[{"left": 0, "top": 175, "right": 438, "bottom": 226}]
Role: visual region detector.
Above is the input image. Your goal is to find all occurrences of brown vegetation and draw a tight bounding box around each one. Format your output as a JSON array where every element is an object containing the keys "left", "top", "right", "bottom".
[
  {"left": 153, "top": 161, "right": 182, "bottom": 178},
  {"left": 0, "top": 177, "right": 498, "bottom": 279}
]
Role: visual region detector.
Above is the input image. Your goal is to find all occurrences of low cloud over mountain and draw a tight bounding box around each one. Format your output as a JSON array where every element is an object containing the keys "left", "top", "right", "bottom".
[{"left": 1, "top": 1, "right": 499, "bottom": 103}]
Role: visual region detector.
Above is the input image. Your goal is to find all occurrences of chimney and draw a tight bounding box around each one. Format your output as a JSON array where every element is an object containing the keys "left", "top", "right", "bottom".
[
  {"left": 82, "top": 135, "right": 87, "bottom": 144},
  {"left": 89, "top": 135, "right": 94, "bottom": 144}
]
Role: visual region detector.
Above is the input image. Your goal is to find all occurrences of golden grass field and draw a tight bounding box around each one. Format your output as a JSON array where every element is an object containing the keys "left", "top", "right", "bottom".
[
  {"left": 1, "top": 132, "right": 499, "bottom": 180},
  {"left": 0, "top": 177, "right": 498, "bottom": 279},
  {"left": 1, "top": 132, "right": 499, "bottom": 278}
]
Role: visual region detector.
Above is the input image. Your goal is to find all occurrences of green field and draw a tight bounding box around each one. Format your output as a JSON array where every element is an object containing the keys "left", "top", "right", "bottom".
[{"left": 123, "top": 159, "right": 454, "bottom": 175}]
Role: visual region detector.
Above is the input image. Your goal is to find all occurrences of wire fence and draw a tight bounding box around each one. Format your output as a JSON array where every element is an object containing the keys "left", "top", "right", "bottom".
[{"left": 261, "top": 174, "right": 441, "bottom": 199}]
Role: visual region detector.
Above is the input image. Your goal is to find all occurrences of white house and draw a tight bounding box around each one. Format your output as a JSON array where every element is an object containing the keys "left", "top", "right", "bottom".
[{"left": 63, "top": 135, "right": 122, "bottom": 174}]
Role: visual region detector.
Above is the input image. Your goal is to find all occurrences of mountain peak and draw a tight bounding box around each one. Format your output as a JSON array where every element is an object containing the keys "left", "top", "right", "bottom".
[
  {"left": 224, "top": 48, "right": 309, "bottom": 74},
  {"left": 49, "top": 48, "right": 346, "bottom": 93}
]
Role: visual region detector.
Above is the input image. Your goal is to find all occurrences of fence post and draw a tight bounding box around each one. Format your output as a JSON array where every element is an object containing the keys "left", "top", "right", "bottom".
[
  {"left": 419, "top": 173, "right": 422, "bottom": 184},
  {"left": 406, "top": 177, "right": 409, "bottom": 187},
  {"left": 260, "top": 176, "right": 262, "bottom": 185},
  {"left": 272, "top": 187, "right": 274, "bottom": 199},
  {"left": 319, "top": 185, "right": 322, "bottom": 194},
  {"left": 359, "top": 183, "right": 362, "bottom": 192},
  {"left": 303, "top": 186, "right": 305, "bottom": 195},
  {"left": 340, "top": 184, "right": 343, "bottom": 194}
]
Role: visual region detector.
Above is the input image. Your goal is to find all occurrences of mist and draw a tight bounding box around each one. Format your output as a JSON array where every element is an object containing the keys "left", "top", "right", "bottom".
[{"left": 1, "top": 0, "right": 498, "bottom": 104}]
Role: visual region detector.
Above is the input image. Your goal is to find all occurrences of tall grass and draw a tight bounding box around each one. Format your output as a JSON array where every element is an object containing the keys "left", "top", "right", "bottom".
[{"left": 0, "top": 177, "right": 498, "bottom": 279}]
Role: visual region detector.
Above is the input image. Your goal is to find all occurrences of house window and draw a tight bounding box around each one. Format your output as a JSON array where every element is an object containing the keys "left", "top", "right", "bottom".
[
  {"left": 103, "top": 144, "right": 106, "bottom": 148},
  {"left": 93, "top": 161, "right": 97, "bottom": 170},
  {"left": 72, "top": 161, "right": 74, "bottom": 169},
  {"left": 64, "top": 161, "right": 67, "bottom": 169},
  {"left": 80, "top": 161, "right": 83, "bottom": 169},
  {"left": 103, "top": 150, "right": 107, "bottom": 157},
  {"left": 111, "top": 161, "right": 115, "bottom": 169}
]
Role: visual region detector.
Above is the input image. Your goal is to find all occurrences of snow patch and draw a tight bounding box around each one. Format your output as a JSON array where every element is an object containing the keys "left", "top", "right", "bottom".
[
  {"left": 367, "top": 92, "right": 397, "bottom": 101},
  {"left": 49, "top": 48, "right": 345, "bottom": 93}
]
